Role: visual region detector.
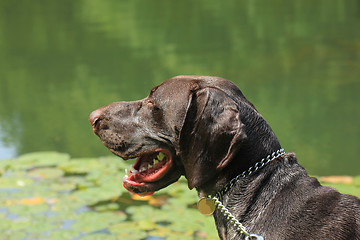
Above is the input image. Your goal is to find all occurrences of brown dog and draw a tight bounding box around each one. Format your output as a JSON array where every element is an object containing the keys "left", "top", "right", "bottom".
[{"left": 89, "top": 75, "right": 360, "bottom": 239}]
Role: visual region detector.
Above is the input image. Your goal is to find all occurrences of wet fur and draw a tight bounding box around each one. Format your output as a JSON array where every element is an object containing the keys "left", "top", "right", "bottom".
[
  {"left": 214, "top": 153, "right": 360, "bottom": 239},
  {"left": 90, "top": 76, "right": 360, "bottom": 239}
]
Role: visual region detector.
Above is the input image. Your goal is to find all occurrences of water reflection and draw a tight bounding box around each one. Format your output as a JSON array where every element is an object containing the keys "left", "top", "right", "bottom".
[{"left": 0, "top": 0, "right": 359, "bottom": 176}]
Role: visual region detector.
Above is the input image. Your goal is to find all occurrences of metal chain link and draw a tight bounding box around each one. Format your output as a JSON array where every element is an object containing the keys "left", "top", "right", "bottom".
[
  {"left": 211, "top": 149, "right": 285, "bottom": 239},
  {"left": 213, "top": 196, "right": 251, "bottom": 236},
  {"left": 215, "top": 149, "right": 285, "bottom": 200}
]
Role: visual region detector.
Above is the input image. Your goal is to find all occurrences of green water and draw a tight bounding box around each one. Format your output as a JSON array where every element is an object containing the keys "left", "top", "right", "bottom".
[{"left": 0, "top": 0, "right": 359, "bottom": 176}]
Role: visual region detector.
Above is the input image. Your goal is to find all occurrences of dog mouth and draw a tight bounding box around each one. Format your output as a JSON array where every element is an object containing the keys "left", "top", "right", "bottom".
[{"left": 122, "top": 149, "right": 175, "bottom": 196}]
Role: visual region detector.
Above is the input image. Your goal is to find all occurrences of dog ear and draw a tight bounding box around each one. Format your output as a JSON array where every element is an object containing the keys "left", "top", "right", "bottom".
[{"left": 179, "top": 87, "right": 247, "bottom": 190}]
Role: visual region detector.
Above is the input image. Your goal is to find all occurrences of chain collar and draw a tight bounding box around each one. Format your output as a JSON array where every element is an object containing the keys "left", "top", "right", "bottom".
[
  {"left": 214, "top": 148, "right": 286, "bottom": 200},
  {"left": 198, "top": 148, "right": 286, "bottom": 240}
]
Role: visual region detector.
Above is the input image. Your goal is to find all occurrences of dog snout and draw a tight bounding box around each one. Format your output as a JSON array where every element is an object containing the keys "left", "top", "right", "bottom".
[{"left": 89, "top": 108, "right": 106, "bottom": 133}]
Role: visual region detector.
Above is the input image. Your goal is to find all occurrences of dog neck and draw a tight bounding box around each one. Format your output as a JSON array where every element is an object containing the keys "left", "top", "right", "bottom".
[
  {"left": 197, "top": 148, "right": 285, "bottom": 197},
  {"left": 214, "top": 148, "right": 285, "bottom": 200},
  {"left": 195, "top": 149, "right": 286, "bottom": 239},
  {"left": 211, "top": 152, "right": 303, "bottom": 239}
]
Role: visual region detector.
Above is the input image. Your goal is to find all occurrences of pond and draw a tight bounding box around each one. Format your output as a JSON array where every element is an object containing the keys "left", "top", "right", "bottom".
[{"left": 0, "top": 0, "right": 359, "bottom": 176}]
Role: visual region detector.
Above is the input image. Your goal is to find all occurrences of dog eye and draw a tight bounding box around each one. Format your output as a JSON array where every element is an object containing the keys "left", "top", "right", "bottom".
[{"left": 147, "top": 99, "right": 160, "bottom": 111}]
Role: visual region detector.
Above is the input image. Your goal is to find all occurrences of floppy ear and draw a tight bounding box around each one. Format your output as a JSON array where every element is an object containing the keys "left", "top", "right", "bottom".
[{"left": 179, "top": 87, "right": 247, "bottom": 189}]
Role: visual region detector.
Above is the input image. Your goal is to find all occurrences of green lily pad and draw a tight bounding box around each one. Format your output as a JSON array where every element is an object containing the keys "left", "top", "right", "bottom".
[
  {"left": 0, "top": 218, "right": 13, "bottom": 231},
  {"left": 71, "top": 211, "right": 125, "bottom": 234},
  {"left": 126, "top": 205, "right": 164, "bottom": 222},
  {"left": 0, "top": 176, "right": 34, "bottom": 189},
  {"left": 51, "top": 196, "right": 88, "bottom": 214},
  {"left": 108, "top": 222, "right": 147, "bottom": 239},
  {"left": 1, "top": 230, "right": 27, "bottom": 240},
  {"left": 14, "top": 152, "right": 70, "bottom": 170},
  {"left": 27, "top": 167, "right": 64, "bottom": 179},
  {"left": 58, "top": 158, "right": 103, "bottom": 175},
  {"left": 147, "top": 227, "right": 173, "bottom": 238},
  {"left": 47, "top": 230, "right": 80, "bottom": 240},
  {"left": 49, "top": 181, "right": 77, "bottom": 193},
  {"left": 7, "top": 202, "right": 49, "bottom": 217},
  {"left": 79, "top": 233, "right": 117, "bottom": 240},
  {"left": 2, "top": 152, "right": 357, "bottom": 240},
  {"left": 72, "top": 186, "right": 122, "bottom": 204}
]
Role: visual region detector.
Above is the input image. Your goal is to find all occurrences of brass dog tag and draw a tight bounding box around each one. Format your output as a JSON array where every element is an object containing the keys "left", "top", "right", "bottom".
[{"left": 197, "top": 197, "right": 215, "bottom": 215}]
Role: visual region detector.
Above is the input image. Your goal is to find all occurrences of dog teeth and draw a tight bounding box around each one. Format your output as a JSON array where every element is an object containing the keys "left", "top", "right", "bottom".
[
  {"left": 129, "top": 152, "right": 167, "bottom": 174},
  {"left": 124, "top": 168, "right": 139, "bottom": 176},
  {"left": 157, "top": 152, "right": 166, "bottom": 161},
  {"left": 125, "top": 168, "right": 133, "bottom": 176}
]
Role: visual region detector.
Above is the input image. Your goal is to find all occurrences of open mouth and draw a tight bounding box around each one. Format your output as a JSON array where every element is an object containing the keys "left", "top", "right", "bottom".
[{"left": 122, "top": 149, "right": 173, "bottom": 196}]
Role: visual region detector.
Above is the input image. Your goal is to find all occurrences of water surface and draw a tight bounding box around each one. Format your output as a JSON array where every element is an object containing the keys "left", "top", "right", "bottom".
[{"left": 0, "top": 0, "right": 359, "bottom": 176}]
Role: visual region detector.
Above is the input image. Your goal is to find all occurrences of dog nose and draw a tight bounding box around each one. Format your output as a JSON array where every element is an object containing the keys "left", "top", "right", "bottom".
[{"left": 89, "top": 108, "right": 104, "bottom": 132}]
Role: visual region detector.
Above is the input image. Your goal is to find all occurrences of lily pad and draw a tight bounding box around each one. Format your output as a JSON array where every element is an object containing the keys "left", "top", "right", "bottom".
[
  {"left": 27, "top": 167, "right": 64, "bottom": 179},
  {"left": 59, "top": 158, "right": 104, "bottom": 175},
  {"left": 108, "top": 222, "right": 147, "bottom": 239},
  {"left": 71, "top": 211, "right": 125, "bottom": 234},
  {"left": 92, "top": 203, "right": 121, "bottom": 212},
  {"left": 1, "top": 230, "right": 27, "bottom": 240},
  {"left": 7, "top": 201, "right": 49, "bottom": 217},
  {"left": 50, "top": 181, "right": 77, "bottom": 193},
  {"left": 1, "top": 152, "right": 357, "bottom": 240},
  {"left": 72, "top": 186, "right": 122, "bottom": 204},
  {"left": 47, "top": 230, "right": 80, "bottom": 240},
  {"left": 14, "top": 152, "right": 70, "bottom": 170},
  {"left": 79, "top": 233, "right": 117, "bottom": 240},
  {"left": 0, "top": 176, "right": 34, "bottom": 189}
]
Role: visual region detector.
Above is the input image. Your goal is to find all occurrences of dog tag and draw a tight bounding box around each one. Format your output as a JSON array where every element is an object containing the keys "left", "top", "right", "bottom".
[{"left": 197, "top": 197, "right": 216, "bottom": 215}]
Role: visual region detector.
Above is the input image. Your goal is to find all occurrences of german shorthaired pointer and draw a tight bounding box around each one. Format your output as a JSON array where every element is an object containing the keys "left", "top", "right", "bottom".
[{"left": 89, "top": 75, "right": 360, "bottom": 239}]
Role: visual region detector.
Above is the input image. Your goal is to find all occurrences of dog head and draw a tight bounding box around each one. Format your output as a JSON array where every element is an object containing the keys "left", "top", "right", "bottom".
[{"left": 89, "top": 76, "right": 280, "bottom": 195}]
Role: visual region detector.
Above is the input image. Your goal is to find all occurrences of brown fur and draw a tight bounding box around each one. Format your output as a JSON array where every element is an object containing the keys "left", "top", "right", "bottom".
[{"left": 90, "top": 76, "right": 360, "bottom": 239}]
